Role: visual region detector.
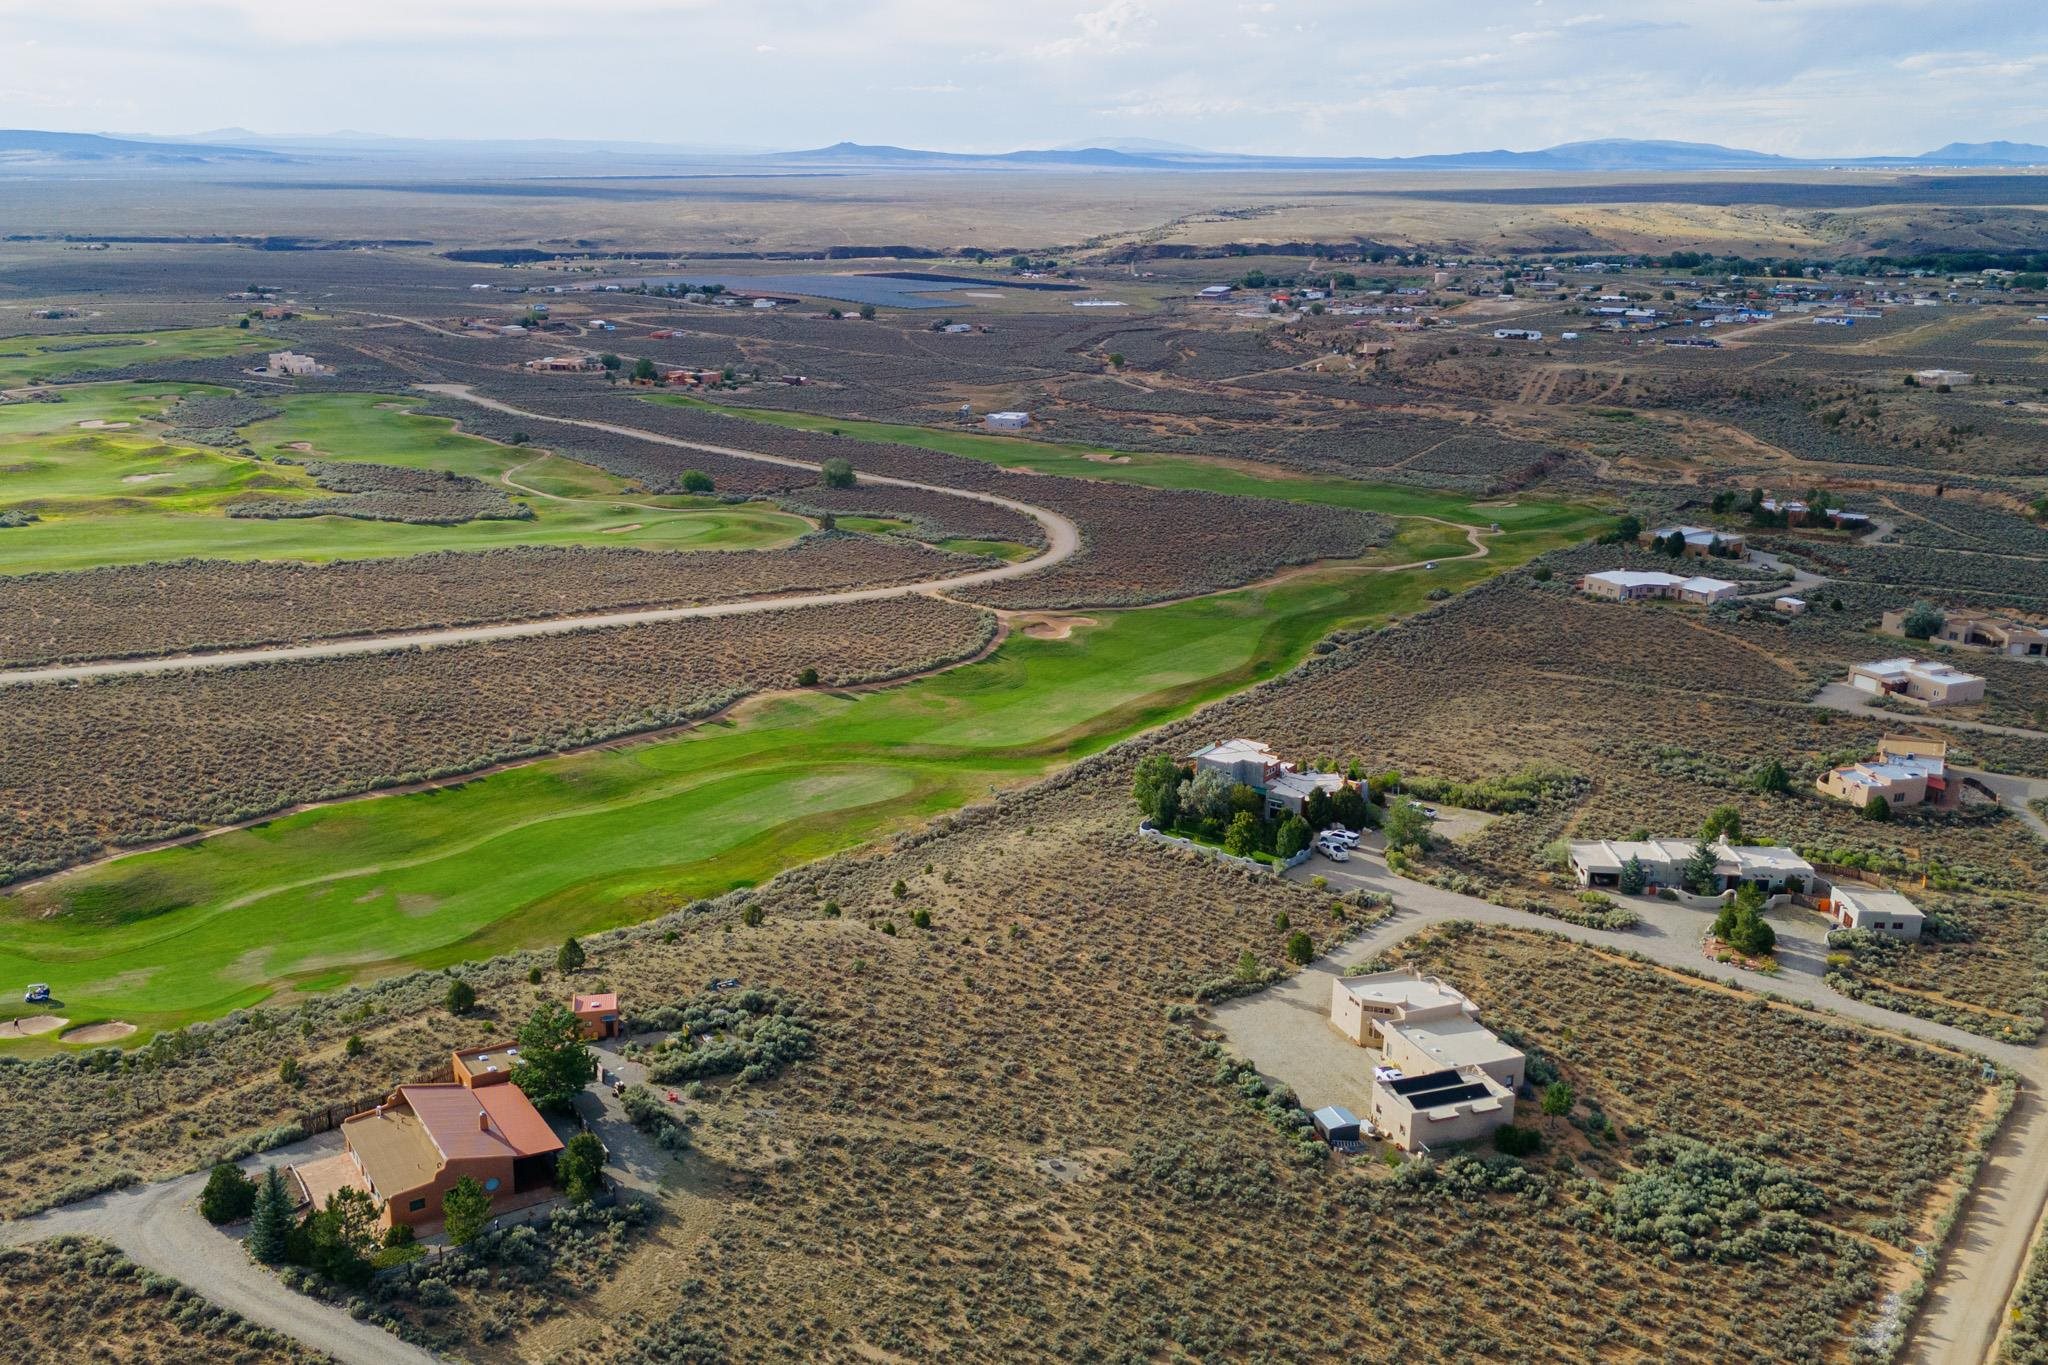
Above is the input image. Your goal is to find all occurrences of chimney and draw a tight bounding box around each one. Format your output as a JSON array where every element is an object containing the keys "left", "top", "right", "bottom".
[{"left": 478, "top": 1107, "right": 489, "bottom": 1131}]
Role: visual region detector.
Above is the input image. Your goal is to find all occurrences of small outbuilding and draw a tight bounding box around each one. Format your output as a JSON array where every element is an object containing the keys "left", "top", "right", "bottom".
[{"left": 1311, "top": 1105, "right": 1363, "bottom": 1142}]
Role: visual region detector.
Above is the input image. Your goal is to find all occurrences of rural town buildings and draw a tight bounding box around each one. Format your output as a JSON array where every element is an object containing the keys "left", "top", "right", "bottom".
[
  {"left": 1329, "top": 969, "right": 1524, "bottom": 1153},
  {"left": 1846, "top": 658, "right": 1986, "bottom": 706},
  {"left": 1883, "top": 606, "right": 2048, "bottom": 659},
  {"left": 1579, "top": 570, "right": 1740, "bottom": 605},
  {"left": 984, "top": 411, "right": 1031, "bottom": 431},
  {"left": 524, "top": 355, "right": 598, "bottom": 372},
  {"left": 1825, "top": 884, "right": 1926, "bottom": 941},
  {"left": 1567, "top": 839, "right": 1816, "bottom": 894},
  {"left": 1327, "top": 969, "right": 1481, "bottom": 1047},
  {"left": 1915, "top": 368, "right": 1973, "bottom": 386},
  {"left": 1817, "top": 736, "right": 1951, "bottom": 810},
  {"left": 1777, "top": 596, "right": 1808, "bottom": 615}
]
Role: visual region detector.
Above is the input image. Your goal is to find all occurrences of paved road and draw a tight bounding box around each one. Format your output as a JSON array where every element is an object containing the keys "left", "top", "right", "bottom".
[
  {"left": 0, "top": 389, "right": 1080, "bottom": 689},
  {"left": 1215, "top": 851, "right": 2047, "bottom": 1365},
  {"left": 0, "top": 1133, "right": 436, "bottom": 1364}
]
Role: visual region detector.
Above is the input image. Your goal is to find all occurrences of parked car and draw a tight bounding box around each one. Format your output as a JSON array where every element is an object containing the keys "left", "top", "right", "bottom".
[
  {"left": 22, "top": 984, "right": 49, "bottom": 1004},
  {"left": 1323, "top": 827, "right": 1359, "bottom": 847},
  {"left": 1423, "top": 561, "right": 1438, "bottom": 570},
  {"left": 1316, "top": 839, "right": 1351, "bottom": 862},
  {"left": 1417, "top": 805, "right": 1440, "bottom": 820}
]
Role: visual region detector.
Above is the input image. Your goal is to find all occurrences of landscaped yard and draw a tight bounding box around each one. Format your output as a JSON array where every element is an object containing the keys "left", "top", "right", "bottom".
[{"left": 0, "top": 326, "right": 269, "bottom": 387}]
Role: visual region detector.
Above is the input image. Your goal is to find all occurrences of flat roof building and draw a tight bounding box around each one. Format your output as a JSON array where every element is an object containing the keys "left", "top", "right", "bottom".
[
  {"left": 1381, "top": 1016, "right": 1525, "bottom": 1091},
  {"left": 451, "top": 1042, "right": 521, "bottom": 1088},
  {"left": 571, "top": 992, "right": 622, "bottom": 1040},
  {"left": 1580, "top": 570, "right": 1740, "bottom": 605},
  {"left": 1569, "top": 839, "right": 1815, "bottom": 894},
  {"left": 1884, "top": 606, "right": 2048, "bottom": 660},
  {"left": 1847, "top": 658, "right": 1986, "bottom": 707},
  {"left": 1329, "top": 969, "right": 1480, "bottom": 1047},
  {"left": 1827, "top": 885, "right": 1925, "bottom": 942},
  {"left": 1641, "top": 525, "right": 1746, "bottom": 558},
  {"left": 984, "top": 411, "right": 1030, "bottom": 430},
  {"left": 1818, "top": 736, "right": 1949, "bottom": 810},
  {"left": 1370, "top": 1066, "right": 1517, "bottom": 1154}
]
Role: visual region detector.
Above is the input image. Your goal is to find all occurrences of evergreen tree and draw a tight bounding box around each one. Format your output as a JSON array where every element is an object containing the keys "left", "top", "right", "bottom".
[
  {"left": 1680, "top": 842, "right": 1720, "bottom": 895},
  {"left": 1750, "top": 760, "right": 1791, "bottom": 795},
  {"left": 442, "top": 1177, "right": 492, "bottom": 1247},
  {"left": 556, "top": 935, "right": 587, "bottom": 972},
  {"left": 557, "top": 1132, "right": 607, "bottom": 1204},
  {"left": 246, "top": 1166, "right": 293, "bottom": 1265},
  {"left": 1618, "top": 855, "right": 1648, "bottom": 896},
  {"left": 199, "top": 1162, "right": 257, "bottom": 1225},
  {"left": 512, "top": 1002, "right": 594, "bottom": 1112}
]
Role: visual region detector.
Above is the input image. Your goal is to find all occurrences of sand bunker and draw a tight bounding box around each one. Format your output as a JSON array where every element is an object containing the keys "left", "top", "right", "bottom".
[
  {"left": 121, "top": 471, "right": 176, "bottom": 484},
  {"left": 601, "top": 522, "right": 643, "bottom": 534},
  {"left": 285, "top": 441, "right": 316, "bottom": 452},
  {"left": 1082, "top": 453, "right": 1131, "bottom": 464},
  {"left": 964, "top": 291, "right": 1004, "bottom": 298},
  {"left": 1018, "top": 614, "right": 1097, "bottom": 641},
  {"left": 61, "top": 1021, "right": 136, "bottom": 1045},
  {"left": 76, "top": 419, "right": 132, "bottom": 430},
  {"left": 0, "top": 1015, "right": 67, "bottom": 1038}
]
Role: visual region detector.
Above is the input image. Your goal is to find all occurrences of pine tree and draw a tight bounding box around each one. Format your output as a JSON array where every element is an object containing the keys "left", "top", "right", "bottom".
[
  {"left": 247, "top": 1166, "right": 294, "bottom": 1265},
  {"left": 556, "top": 936, "right": 587, "bottom": 972}
]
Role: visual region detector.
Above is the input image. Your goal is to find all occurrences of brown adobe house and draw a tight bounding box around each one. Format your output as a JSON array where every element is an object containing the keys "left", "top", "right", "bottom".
[
  {"left": 572, "top": 992, "right": 622, "bottom": 1040},
  {"left": 292, "top": 1048, "right": 565, "bottom": 1232}
]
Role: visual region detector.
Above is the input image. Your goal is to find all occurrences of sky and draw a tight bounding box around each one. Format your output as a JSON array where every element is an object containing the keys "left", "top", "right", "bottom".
[{"left": 0, "top": 0, "right": 2044, "bottom": 156}]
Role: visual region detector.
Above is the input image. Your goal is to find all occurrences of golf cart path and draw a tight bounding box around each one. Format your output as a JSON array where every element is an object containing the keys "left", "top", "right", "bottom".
[
  {"left": 0, "top": 387, "right": 1080, "bottom": 689},
  {"left": 1215, "top": 854, "right": 2048, "bottom": 1365},
  {"left": 0, "top": 1133, "right": 435, "bottom": 1365}
]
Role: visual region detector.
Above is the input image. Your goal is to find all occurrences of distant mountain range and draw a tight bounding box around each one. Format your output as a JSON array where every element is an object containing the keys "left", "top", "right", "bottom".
[
  {"left": 0, "top": 129, "right": 288, "bottom": 166},
  {"left": 2, "top": 129, "right": 2044, "bottom": 173},
  {"left": 769, "top": 137, "right": 2048, "bottom": 172}
]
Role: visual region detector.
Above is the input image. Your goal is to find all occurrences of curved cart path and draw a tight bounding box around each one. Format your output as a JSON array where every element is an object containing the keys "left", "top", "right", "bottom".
[{"left": 0, "top": 388, "right": 1080, "bottom": 689}]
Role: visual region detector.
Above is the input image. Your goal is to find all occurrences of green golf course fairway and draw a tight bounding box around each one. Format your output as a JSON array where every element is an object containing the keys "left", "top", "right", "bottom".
[
  {"left": 0, "top": 326, "right": 270, "bottom": 387},
  {"left": 644, "top": 393, "right": 1582, "bottom": 531},
  {"left": 0, "top": 386, "right": 809, "bottom": 572},
  {"left": 0, "top": 506, "right": 1595, "bottom": 1046}
]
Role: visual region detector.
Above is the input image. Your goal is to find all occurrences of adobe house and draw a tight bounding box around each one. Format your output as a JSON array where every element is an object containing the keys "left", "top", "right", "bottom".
[
  {"left": 1328, "top": 969, "right": 1479, "bottom": 1048},
  {"left": 571, "top": 992, "right": 622, "bottom": 1040},
  {"left": 339, "top": 1081, "right": 564, "bottom": 1230},
  {"left": 1370, "top": 1067, "right": 1517, "bottom": 1153},
  {"left": 451, "top": 1041, "right": 522, "bottom": 1087}
]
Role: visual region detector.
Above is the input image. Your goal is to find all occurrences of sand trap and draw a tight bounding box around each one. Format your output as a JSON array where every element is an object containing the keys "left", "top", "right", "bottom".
[
  {"left": 1018, "top": 614, "right": 1097, "bottom": 641},
  {"left": 76, "top": 419, "right": 131, "bottom": 430},
  {"left": 121, "top": 471, "right": 176, "bottom": 484},
  {"left": 601, "top": 522, "right": 643, "bottom": 534},
  {"left": 61, "top": 1021, "right": 136, "bottom": 1045},
  {"left": 285, "top": 441, "right": 316, "bottom": 452},
  {"left": 1082, "top": 453, "right": 1131, "bottom": 464},
  {"left": 0, "top": 1015, "right": 67, "bottom": 1038},
  {"left": 964, "top": 291, "right": 1003, "bottom": 298}
]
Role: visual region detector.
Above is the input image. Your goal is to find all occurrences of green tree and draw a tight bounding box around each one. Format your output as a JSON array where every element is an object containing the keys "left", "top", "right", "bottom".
[
  {"left": 1227, "top": 782, "right": 1264, "bottom": 817},
  {"left": 511, "top": 1002, "right": 594, "bottom": 1113},
  {"left": 1618, "top": 855, "right": 1648, "bottom": 896},
  {"left": 858, "top": 303, "right": 876, "bottom": 320},
  {"left": 246, "top": 1166, "right": 293, "bottom": 1265},
  {"left": 446, "top": 979, "right": 476, "bottom": 1015},
  {"left": 598, "top": 352, "right": 621, "bottom": 371},
  {"left": 1132, "top": 752, "right": 1182, "bottom": 820},
  {"left": 1699, "top": 804, "right": 1744, "bottom": 844},
  {"left": 1275, "top": 814, "right": 1312, "bottom": 858},
  {"left": 441, "top": 1176, "right": 492, "bottom": 1247},
  {"left": 680, "top": 470, "right": 714, "bottom": 493},
  {"left": 1382, "top": 798, "right": 1432, "bottom": 853},
  {"left": 278, "top": 1057, "right": 303, "bottom": 1087},
  {"left": 820, "top": 457, "right": 855, "bottom": 488},
  {"left": 557, "top": 935, "right": 587, "bottom": 972},
  {"left": 1861, "top": 794, "right": 1893, "bottom": 822},
  {"left": 1284, "top": 931, "right": 1315, "bottom": 965},
  {"left": 1223, "top": 810, "right": 1262, "bottom": 856},
  {"left": 1330, "top": 786, "right": 1372, "bottom": 830},
  {"left": 796, "top": 666, "right": 819, "bottom": 687},
  {"left": 1899, "top": 601, "right": 1946, "bottom": 641},
  {"left": 1302, "top": 786, "right": 1333, "bottom": 828},
  {"left": 556, "top": 1132, "right": 606, "bottom": 1204},
  {"left": 1541, "top": 1081, "right": 1575, "bottom": 1117},
  {"left": 1679, "top": 842, "right": 1721, "bottom": 895},
  {"left": 1750, "top": 760, "right": 1791, "bottom": 795},
  {"left": 308, "top": 1186, "right": 378, "bottom": 1286},
  {"left": 199, "top": 1162, "right": 257, "bottom": 1224},
  {"left": 1716, "top": 885, "right": 1778, "bottom": 957},
  {"left": 631, "top": 356, "right": 659, "bottom": 382},
  {"left": 344, "top": 1033, "right": 365, "bottom": 1058}
]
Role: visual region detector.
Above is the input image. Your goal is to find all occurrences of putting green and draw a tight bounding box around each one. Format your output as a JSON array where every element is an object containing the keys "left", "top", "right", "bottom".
[
  {"left": 0, "top": 509, "right": 1598, "bottom": 1045},
  {"left": 0, "top": 386, "right": 809, "bottom": 572}
]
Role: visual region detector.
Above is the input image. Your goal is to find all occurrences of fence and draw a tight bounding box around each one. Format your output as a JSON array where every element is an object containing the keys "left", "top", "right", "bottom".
[{"left": 1137, "top": 821, "right": 1310, "bottom": 875}]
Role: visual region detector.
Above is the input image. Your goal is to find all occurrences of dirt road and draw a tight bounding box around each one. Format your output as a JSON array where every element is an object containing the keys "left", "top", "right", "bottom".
[
  {"left": 0, "top": 388, "right": 1080, "bottom": 689},
  {"left": 1215, "top": 852, "right": 2048, "bottom": 1365}
]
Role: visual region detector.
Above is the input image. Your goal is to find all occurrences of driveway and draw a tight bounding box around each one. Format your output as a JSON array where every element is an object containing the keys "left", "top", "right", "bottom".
[
  {"left": 1211, "top": 852, "right": 2048, "bottom": 1365},
  {"left": 579, "top": 1039, "right": 680, "bottom": 1197},
  {"left": 0, "top": 1132, "right": 436, "bottom": 1364}
]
